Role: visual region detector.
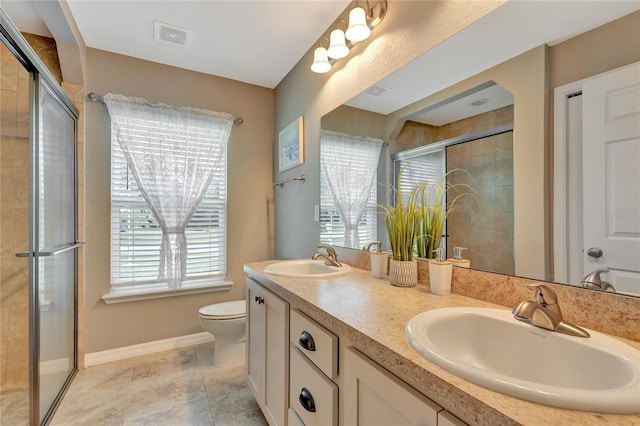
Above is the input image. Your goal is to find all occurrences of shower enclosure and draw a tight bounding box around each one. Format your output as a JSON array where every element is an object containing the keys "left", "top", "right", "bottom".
[{"left": 1, "top": 11, "right": 79, "bottom": 425}]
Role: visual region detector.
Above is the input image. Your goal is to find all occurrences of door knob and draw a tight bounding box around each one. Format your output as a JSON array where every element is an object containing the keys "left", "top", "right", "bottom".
[{"left": 587, "top": 247, "right": 603, "bottom": 258}]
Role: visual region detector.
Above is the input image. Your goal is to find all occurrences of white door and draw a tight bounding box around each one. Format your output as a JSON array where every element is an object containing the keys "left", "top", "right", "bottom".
[{"left": 583, "top": 62, "right": 640, "bottom": 296}]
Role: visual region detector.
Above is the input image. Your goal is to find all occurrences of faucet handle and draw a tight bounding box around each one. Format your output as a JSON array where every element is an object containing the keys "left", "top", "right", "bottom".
[
  {"left": 526, "top": 283, "right": 558, "bottom": 305},
  {"left": 581, "top": 268, "right": 610, "bottom": 287},
  {"left": 317, "top": 244, "right": 336, "bottom": 257}
]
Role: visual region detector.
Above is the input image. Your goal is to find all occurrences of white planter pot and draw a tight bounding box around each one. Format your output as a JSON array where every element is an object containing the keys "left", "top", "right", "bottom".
[{"left": 389, "top": 259, "right": 418, "bottom": 287}]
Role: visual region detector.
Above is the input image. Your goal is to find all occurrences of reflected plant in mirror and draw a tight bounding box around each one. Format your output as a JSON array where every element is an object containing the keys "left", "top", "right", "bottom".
[{"left": 410, "top": 170, "right": 476, "bottom": 260}]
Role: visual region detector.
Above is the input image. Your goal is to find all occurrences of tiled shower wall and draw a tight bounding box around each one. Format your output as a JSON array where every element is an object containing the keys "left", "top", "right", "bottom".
[
  {"left": 447, "top": 131, "right": 515, "bottom": 275},
  {"left": 1, "top": 40, "right": 32, "bottom": 389}
]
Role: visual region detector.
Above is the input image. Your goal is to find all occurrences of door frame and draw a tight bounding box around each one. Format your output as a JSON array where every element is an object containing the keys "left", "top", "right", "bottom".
[{"left": 553, "top": 80, "right": 583, "bottom": 284}]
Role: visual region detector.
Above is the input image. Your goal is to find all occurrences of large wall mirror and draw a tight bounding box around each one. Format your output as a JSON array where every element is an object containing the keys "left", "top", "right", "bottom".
[{"left": 319, "top": 2, "right": 640, "bottom": 297}]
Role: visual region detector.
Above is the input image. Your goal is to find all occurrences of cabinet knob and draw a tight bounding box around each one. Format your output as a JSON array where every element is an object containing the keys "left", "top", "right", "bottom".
[
  {"left": 254, "top": 296, "right": 264, "bottom": 304},
  {"left": 298, "top": 330, "right": 316, "bottom": 352},
  {"left": 299, "top": 387, "right": 316, "bottom": 413}
]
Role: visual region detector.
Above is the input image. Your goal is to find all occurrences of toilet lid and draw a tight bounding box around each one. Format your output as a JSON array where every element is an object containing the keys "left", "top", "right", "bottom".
[{"left": 199, "top": 300, "right": 246, "bottom": 319}]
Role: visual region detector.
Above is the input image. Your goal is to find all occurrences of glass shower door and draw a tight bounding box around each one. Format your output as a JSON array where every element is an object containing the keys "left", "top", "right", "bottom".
[{"left": 34, "top": 78, "right": 78, "bottom": 424}]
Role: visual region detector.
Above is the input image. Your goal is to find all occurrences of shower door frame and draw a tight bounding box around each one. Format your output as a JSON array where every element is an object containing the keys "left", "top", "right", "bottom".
[{"left": 0, "top": 10, "right": 80, "bottom": 425}]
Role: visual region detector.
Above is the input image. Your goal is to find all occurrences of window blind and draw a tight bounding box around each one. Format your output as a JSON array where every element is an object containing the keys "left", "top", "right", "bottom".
[
  {"left": 394, "top": 149, "right": 445, "bottom": 205},
  {"left": 110, "top": 126, "right": 227, "bottom": 288}
]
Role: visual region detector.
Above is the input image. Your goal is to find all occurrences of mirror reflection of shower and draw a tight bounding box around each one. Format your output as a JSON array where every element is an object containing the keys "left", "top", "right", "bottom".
[{"left": 392, "top": 84, "right": 515, "bottom": 274}]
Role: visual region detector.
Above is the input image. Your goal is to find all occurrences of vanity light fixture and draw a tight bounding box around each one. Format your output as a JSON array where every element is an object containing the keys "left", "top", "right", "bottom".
[
  {"left": 311, "top": 1, "right": 387, "bottom": 74},
  {"left": 345, "top": 4, "right": 371, "bottom": 42},
  {"left": 328, "top": 27, "right": 349, "bottom": 59},
  {"left": 311, "top": 46, "right": 332, "bottom": 73}
]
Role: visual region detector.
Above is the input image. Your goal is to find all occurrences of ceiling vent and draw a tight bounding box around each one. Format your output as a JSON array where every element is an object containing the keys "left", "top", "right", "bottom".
[
  {"left": 154, "top": 21, "right": 191, "bottom": 47},
  {"left": 365, "top": 85, "right": 387, "bottom": 96}
]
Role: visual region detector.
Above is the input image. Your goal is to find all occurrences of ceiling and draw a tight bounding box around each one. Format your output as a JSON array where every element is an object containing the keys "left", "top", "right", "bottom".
[{"left": 2, "top": 0, "right": 351, "bottom": 89}]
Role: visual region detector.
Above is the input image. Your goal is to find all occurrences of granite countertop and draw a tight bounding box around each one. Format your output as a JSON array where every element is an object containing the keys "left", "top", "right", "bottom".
[{"left": 244, "top": 260, "right": 640, "bottom": 426}]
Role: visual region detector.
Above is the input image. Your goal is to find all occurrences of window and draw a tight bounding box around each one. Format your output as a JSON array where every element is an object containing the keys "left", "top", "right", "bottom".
[
  {"left": 319, "top": 130, "right": 383, "bottom": 249},
  {"left": 110, "top": 122, "right": 227, "bottom": 290},
  {"left": 394, "top": 149, "right": 445, "bottom": 205}
]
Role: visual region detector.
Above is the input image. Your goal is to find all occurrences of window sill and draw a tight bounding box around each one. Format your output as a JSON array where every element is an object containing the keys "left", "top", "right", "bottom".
[{"left": 101, "top": 280, "right": 233, "bottom": 304}]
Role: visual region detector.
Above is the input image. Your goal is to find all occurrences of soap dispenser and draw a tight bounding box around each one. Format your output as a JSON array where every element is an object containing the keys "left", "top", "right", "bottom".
[
  {"left": 368, "top": 242, "right": 388, "bottom": 279},
  {"left": 448, "top": 247, "right": 470, "bottom": 268},
  {"left": 429, "top": 248, "right": 453, "bottom": 295}
]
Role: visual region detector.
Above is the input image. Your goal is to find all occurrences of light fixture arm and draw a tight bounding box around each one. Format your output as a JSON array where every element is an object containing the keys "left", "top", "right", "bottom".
[
  {"left": 311, "top": 0, "right": 388, "bottom": 74},
  {"left": 363, "top": 0, "right": 387, "bottom": 29}
]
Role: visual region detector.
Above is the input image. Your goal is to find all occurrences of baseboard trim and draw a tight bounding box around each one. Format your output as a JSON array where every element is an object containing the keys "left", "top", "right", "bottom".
[{"left": 84, "top": 332, "right": 214, "bottom": 367}]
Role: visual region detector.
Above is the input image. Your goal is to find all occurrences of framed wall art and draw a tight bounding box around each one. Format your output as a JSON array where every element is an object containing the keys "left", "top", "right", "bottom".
[{"left": 278, "top": 116, "right": 304, "bottom": 172}]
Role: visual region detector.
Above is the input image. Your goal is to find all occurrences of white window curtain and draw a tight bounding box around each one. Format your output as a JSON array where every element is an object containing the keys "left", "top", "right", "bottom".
[
  {"left": 320, "top": 130, "right": 384, "bottom": 249},
  {"left": 103, "top": 94, "right": 233, "bottom": 289}
]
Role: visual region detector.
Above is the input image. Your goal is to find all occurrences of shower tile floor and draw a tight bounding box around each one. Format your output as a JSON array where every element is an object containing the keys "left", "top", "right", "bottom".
[{"left": 50, "top": 342, "right": 267, "bottom": 426}]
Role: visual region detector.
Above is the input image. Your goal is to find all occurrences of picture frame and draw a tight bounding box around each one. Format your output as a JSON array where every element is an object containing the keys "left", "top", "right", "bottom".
[{"left": 278, "top": 116, "right": 304, "bottom": 172}]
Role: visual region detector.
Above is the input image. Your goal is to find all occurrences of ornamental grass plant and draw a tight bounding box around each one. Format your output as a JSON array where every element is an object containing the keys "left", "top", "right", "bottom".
[
  {"left": 379, "top": 172, "right": 420, "bottom": 262},
  {"left": 410, "top": 169, "right": 476, "bottom": 259}
]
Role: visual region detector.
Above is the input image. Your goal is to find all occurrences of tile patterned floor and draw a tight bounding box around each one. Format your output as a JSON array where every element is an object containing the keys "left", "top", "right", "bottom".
[{"left": 50, "top": 342, "right": 267, "bottom": 426}]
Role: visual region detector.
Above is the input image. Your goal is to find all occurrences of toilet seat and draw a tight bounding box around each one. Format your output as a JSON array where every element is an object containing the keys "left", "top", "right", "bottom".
[{"left": 199, "top": 300, "right": 246, "bottom": 320}]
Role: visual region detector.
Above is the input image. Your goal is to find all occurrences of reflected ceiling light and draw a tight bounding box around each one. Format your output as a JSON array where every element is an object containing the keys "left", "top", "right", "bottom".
[
  {"left": 470, "top": 98, "right": 490, "bottom": 107},
  {"left": 311, "top": 46, "right": 332, "bottom": 73},
  {"left": 345, "top": 5, "right": 371, "bottom": 42},
  {"left": 328, "top": 28, "right": 349, "bottom": 59},
  {"left": 311, "top": 1, "right": 387, "bottom": 74}
]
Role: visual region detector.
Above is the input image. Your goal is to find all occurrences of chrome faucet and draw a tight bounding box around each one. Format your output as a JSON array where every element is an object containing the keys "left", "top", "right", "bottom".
[
  {"left": 512, "top": 284, "right": 590, "bottom": 338},
  {"left": 363, "top": 241, "right": 382, "bottom": 252},
  {"left": 312, "top": 244, "right": 342, "bottom": 267},
  {"left": 581, "top": 268, "right": 616, "bottom": 292}
]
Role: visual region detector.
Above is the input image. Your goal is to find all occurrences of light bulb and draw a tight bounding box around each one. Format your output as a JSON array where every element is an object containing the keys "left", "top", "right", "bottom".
[
  {"left": 327, "top": 29, "right": 349, "bottom": 59},
  {"left": 345, "top": 6, "right": 371, "bottom": 42},
  {"left": 310, "top": 47, "right": 331, "bottom": 73}
]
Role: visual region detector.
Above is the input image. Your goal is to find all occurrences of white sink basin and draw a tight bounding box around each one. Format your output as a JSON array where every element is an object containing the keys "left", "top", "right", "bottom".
[
  {"left": 406, "top": 307, "right": 640, "bottom": 414},
  {"left": 265, "top": 259, "right": 351, "bottom": 278}
]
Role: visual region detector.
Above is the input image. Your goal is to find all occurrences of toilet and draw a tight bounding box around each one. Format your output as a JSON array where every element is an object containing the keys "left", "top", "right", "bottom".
[{"left": 198, "top": 300, "right": 246, "bottom": 367}]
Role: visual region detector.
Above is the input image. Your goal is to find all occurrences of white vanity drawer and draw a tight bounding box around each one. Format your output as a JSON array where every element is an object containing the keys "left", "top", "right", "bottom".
[
  {"left": 290, "top": 309, "right": 338, "bottom": 379},
  {"left": 289, "top": 346, "right": 338, "bottom": 426}
]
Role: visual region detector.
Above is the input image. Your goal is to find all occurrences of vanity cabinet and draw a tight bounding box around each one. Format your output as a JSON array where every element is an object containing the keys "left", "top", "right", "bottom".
[
  {"left": 288, "top": 310, "right": 338, "bottom": 425},
  {"left": 246, "top": 278, "right": 290, "bottom": 426},
  {"left": 344, "top": 347, "right": 442, "bottom": 426},
  {"left": 246, "top": 273, "right": 468, "bottom": 426}
]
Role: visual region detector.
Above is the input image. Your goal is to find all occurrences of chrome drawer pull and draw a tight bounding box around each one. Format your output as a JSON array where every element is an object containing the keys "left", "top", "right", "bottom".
[
  {"left": 299, "top": 387, "right": 316, "bottom": 413},
  {"left": 299, "top": 330, "right": 316, "bottom": 351}
]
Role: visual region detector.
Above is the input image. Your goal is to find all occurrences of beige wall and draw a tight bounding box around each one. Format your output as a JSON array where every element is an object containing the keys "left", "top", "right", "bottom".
[
  {"left": 273, "top": 1, "right": 506, "bottom": 260},
  {"left": 84, "top": 48, "right": 274, "bottom": 353},
  {"left": 321, "top": 105, "right": 390, "bottom": 141},
  {"left": 549, "top": 11, "right": 640, "bottom": 89}
]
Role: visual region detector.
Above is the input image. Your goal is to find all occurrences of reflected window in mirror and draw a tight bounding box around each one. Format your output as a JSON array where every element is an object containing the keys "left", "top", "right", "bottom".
[
  {"left": 319, "top": 130, "right": 384, "bottom": 249},
  {"left": 395, "top": 149, "right": 444, "bottom": 205}
]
